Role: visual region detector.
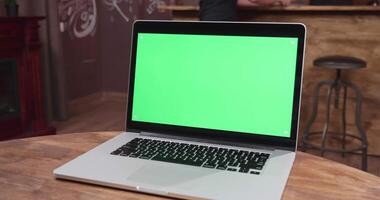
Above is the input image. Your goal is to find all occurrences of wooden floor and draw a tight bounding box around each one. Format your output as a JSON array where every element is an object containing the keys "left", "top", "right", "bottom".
[
  {"left": 54, "top": 92, "right": 380, "bottom": 177},
  {"left": 54, "top": 92, "right": 126, "bottom": 134}
]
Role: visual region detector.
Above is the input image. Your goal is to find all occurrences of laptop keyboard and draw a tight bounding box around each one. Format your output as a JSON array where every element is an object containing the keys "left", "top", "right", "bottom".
[{"left": 111, "top": 138, "right": 270, "bottom": 175}]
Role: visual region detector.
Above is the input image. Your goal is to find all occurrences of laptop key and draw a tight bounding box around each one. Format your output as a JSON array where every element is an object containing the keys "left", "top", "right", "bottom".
[
  {"left": 185, "top": 160, "right": 204, "bottom": 167},
  {"left": 110, "top": 149, "right": 123, "bottom": 155},
  {"left": 152, "top": 155, "right": 203, "bottom": 167},
  {"left": 254, "top": 166, "right": 263, "bottom": 170},
  {"left": 239, "top": 168, "right": 249, "bottom": 173},
  {"left": 229, "top": 162, "right": 238, "bottom": 167},
  {"left": 216, "top": 165, "right": 227, "bottom": 170},
  {"left": 128, "top": 154, "right": 139, "bottom": 158},
  {"left": 260, "top": 153, "right": 270, "bottom": 158},
  {"left": 139, "top": 155, "right": 154, "bottom": 159},
  {"left": 203, "top": 164, "right": 216, "bottom": 169},
  {"left": 120, "top": 152, "right": 131, "bottom": 156},
  {"left": 250, "top": 171, "right": 260, "bottom": 175}
]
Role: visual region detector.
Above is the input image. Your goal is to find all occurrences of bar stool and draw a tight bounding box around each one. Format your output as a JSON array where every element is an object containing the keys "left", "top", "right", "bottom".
[{"left": 301, "top": 55, "right": 368, "bottom": 171}]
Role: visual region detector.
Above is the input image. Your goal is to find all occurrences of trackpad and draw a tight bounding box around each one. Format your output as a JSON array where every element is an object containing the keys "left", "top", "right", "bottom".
[{"left": 127, "top": 164, "right": 216, "bottom": 187}]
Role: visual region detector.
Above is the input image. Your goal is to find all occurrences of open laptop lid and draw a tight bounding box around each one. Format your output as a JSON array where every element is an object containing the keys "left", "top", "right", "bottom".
[{"left": 126, "top": 21, "right": 306, "bottom": 151}]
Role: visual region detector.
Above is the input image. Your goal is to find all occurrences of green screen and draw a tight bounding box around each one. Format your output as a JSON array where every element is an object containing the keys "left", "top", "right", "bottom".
[{"left": 132, "top": 33, "right": 298, "bottom": 138}]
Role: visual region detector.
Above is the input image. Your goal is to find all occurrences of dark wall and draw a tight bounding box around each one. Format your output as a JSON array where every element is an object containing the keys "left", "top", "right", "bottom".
[
  {"left": 57, "top": 0, "right": 171, "bottom": 100},
  {"left": 100, "top": 0, "right": 171, "bottom": 93},
  {"left": 98, "top": 1, "right": 136, "bottom": 93},
  {"left": 58, "top": 0, "right": 101, "bottom": 100}
]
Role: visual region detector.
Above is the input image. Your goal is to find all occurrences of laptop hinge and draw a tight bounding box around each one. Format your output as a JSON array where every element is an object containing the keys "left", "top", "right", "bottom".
[{"left": 139, "top": 131, "right": 290, "bottom": 151}]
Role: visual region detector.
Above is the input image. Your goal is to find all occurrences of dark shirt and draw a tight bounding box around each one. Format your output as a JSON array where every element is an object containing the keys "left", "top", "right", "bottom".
[{"left": 199, "top": 0, "right": 238, "bottom": 21}]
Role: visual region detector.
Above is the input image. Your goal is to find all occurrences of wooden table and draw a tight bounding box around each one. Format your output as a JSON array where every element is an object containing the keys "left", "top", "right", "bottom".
[{"left": 1, "top": 131, "right": 379, "bottom": 200}]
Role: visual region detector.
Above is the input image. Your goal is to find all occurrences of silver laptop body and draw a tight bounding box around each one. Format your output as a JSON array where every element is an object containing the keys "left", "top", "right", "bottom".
[{"left": 54, "top": 21, "right": 306, "bottom": 200}]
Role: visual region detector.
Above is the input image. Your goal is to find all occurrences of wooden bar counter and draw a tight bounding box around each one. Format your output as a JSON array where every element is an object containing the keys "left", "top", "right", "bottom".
[
  {"left": 0, "top": 131, "right": 380, "bottom": 199},
  {"left": 160, "top": 4, "right": 380, "bottom": 156}
]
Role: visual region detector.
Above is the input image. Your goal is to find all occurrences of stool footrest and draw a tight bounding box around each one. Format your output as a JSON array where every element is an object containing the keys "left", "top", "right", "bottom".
[{"left": 303, "top": 131, "right": 366, "bottom": 153}]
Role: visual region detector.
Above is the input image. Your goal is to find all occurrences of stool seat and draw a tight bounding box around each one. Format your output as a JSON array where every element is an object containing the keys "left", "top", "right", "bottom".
[{"left": 314, "top": 55, "right": 366, "bottom": 70}]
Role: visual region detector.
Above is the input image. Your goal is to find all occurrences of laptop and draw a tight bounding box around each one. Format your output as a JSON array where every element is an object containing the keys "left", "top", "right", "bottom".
[{"left": 54, "top": 21, "right": 306, "bottom": 200}]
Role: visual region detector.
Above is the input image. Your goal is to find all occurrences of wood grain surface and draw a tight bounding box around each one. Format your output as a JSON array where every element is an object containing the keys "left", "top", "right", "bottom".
[{"left": 0, "top": 132, "right": 379, "bottom": 200}]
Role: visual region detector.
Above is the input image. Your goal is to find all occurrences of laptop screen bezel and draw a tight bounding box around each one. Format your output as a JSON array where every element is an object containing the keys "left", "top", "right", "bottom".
[{"left": 126, "top": 21, "right": 305, "bottom": 151}]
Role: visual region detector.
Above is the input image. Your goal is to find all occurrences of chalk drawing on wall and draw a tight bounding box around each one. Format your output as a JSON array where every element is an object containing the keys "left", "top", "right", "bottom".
[
  {"left": 146, "top": 0, "right": 167, "bottom": 15},
  {"left": 103, "top": 0, "right": 168, "bottom": 23},
  {"left": 103, "top": 0, "right": 136, "bottom": 23},
  {"left": 58, "top": 0, "right": 97, "bottom": 39}
]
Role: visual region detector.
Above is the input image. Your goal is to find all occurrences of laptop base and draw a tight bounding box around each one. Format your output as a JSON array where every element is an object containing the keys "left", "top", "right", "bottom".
[{"left": 54, "top": 132, "right": 295, "bottom": 200}]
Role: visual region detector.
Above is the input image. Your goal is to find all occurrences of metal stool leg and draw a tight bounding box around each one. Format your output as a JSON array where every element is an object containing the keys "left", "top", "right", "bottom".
[
  {"left": 362, "top": 148, "right": 368, "bottom": 172},
  {"left": 302, "top": 80, "right": 334, "bottom": 152},
  {"left": 341, "top": 84, "right": 347, "bottom": 157},
  {"left": 321, "top": 84, "right": 334, "bottom": 157},
  {"left": 344, "top": 80, "right": 368, "bottom": 171},
  {"left": 334, "top": 69, "right": 341, "bottom": 109}
]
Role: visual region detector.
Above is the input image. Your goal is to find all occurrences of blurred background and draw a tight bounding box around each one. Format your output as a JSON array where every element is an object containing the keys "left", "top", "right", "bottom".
[{"left": 0, "top": 0, "right": 379, "bottom": 176}]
